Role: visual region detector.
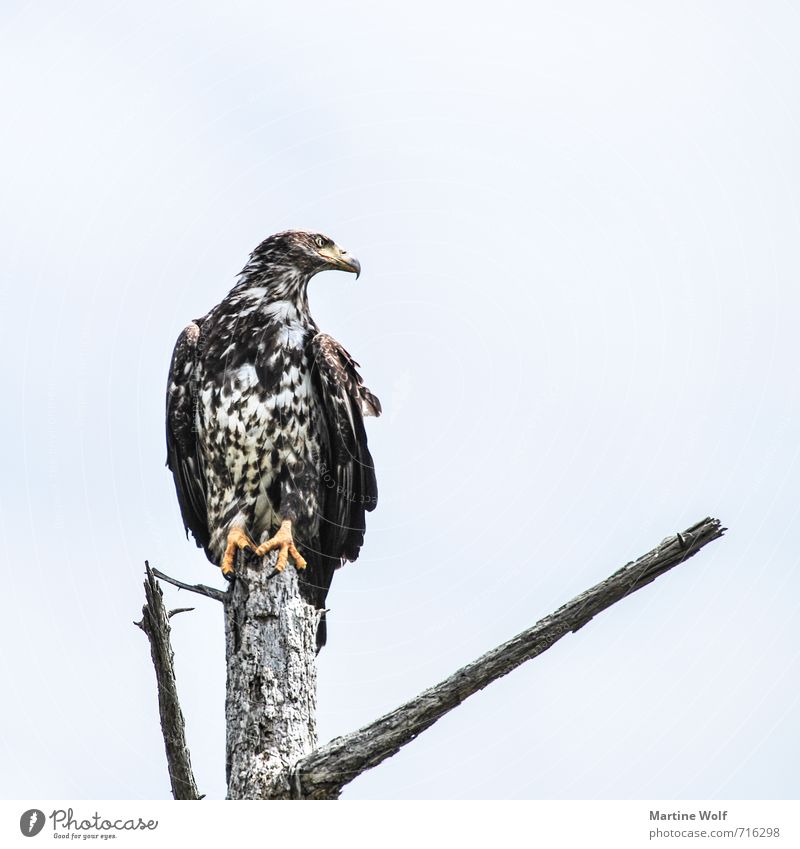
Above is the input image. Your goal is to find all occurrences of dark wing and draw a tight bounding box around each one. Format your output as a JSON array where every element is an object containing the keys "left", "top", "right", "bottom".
[
  {"left": 165, "top": 321, "right": 210, "bottom": 556},
  {"left": 303, "top": 333, "right": 380, "bottom": 626}
]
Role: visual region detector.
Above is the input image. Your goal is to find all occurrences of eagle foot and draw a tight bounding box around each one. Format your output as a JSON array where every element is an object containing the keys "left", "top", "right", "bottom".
[
  {"left": 256, "top": 520, "right": 308, "bottom": 572},
  {"left": 220, "top": 527, "right": 258, "bottom": 579}
]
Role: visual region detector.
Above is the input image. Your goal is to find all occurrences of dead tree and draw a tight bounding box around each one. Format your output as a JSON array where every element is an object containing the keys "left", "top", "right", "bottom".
[{"left": 137, "top": 516, "right": 724, "bottom": 800}]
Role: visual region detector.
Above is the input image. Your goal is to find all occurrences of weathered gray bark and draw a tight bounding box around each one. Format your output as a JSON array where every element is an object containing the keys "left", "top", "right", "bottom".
[
  {"left": 135, "top": 563, "right": 201, "bottom": 800},
  {"left": 291, "top": 516, "right": 724, "bottom": 798},
  {"left": 224, "top": 553, "right": 322, "bottom": 799},
  {"left": 140, "top": 516, "right": 724, "bottom": 800},
  {"left": 150, "top": 567, "right": 227, "bottom": 602}
]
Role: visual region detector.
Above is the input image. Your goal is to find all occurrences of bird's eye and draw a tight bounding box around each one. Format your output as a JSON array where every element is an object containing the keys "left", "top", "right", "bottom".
[{"left": 315, "top": 236, "right": 325, "bottom": 248}]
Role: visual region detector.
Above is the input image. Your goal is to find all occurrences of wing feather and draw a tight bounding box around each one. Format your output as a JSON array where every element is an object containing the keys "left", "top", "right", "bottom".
[
  {"left": 165, "top": 321, "right": 210, "bottom": 554},
  {"left": 305, "top": 332, "right": 379, "bottom": 614}
]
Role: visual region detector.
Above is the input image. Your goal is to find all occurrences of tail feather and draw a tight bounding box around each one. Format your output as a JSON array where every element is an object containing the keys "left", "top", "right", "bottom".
[{"left": 297, "top": 550, "right": 340, "bottom": 651}]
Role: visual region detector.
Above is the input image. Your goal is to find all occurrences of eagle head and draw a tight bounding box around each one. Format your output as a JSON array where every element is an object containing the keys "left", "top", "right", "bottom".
[{"left": 246, "top": 230, "right": 361, "bottom": 281}]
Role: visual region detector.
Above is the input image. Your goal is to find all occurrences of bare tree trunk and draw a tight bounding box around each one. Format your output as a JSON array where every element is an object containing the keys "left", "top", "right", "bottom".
[
  {"left": 224, "top": 554, "right": 322, "bottom": 800},
  {"left": 135, "top": 564, "right": 201, "bottom": 800},
  {"left": 142, "top": 517, "right": 725, "bottom": 800}
]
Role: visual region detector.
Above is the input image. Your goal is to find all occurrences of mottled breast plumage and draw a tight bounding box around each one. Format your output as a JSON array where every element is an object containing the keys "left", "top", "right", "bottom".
[{"left": 165, "top": 230, "right": 379, "bottom": 649}]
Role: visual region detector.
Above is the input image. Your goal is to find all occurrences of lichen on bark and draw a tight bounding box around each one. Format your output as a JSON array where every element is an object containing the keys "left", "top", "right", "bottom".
[{"left": 224, "top": 554, "right": 321, "bottom": 800}]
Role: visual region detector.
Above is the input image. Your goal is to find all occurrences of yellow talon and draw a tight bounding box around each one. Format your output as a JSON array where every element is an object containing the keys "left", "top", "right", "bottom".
[
  {"left": 256, "top": 519, "right": 307, "bottom": 572},
  {"left": 220, "top": 526, "right": 257, "bottom": 578}
]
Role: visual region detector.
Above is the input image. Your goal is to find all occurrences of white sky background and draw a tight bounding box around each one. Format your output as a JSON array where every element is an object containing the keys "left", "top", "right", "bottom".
[{"left": 0, "top": 0, "right": 798, "bottom": 800}]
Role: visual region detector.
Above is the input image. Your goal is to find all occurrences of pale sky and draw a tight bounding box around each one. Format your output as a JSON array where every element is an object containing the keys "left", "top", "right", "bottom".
[{"left": 1, "top": 0, "right": 798, "bottom": 800}]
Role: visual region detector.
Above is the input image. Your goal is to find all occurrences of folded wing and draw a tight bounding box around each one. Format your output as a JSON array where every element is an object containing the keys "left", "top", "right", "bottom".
[
  {"left": 165, "top": 320, "right": 210, "bottom": 556},
  {"left": 304, "top": 332, "right": 380, "bottom": 617}
]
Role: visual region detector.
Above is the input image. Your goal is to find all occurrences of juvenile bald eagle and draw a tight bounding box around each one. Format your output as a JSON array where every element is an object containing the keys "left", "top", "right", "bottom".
[{"left": 166, "top": 231, "right": 380, "bottom": 648}]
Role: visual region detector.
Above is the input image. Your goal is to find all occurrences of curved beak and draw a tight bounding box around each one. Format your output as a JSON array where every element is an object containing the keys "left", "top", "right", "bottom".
[
  {"left": 342, "top": 254, "right": 361, "bottom": 279},
  {"left": 319, "top": 243, "right": 362, "bottom": 278}
]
